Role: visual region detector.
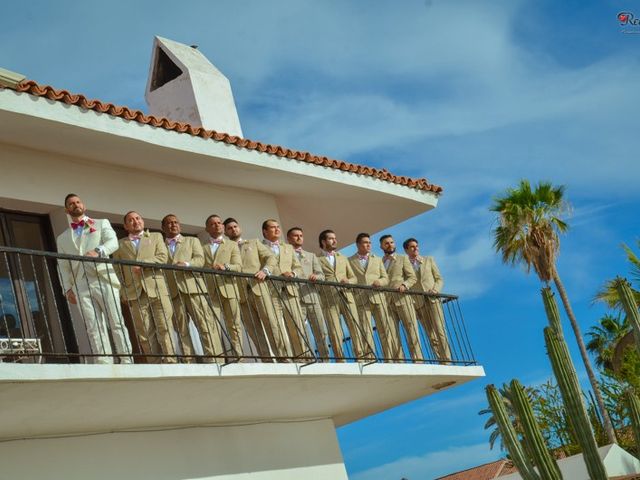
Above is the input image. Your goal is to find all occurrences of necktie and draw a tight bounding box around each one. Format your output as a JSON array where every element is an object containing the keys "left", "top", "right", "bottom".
[
  {"left": 294, "top": 247, "right": 304, "bottom": 259},
  {"left": 70, "top": 220, "right": 85, "bottom": 230},
  {"left": 210, "top": 237, "right": 222, "bottom": 244},
  {"left": 129, "top": 234, "right": 141, "bottom": 241}
]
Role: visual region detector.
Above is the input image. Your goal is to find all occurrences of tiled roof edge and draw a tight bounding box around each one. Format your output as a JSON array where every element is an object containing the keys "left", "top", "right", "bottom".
[{"left": 5, "top": 80, "right": 443, "bottom": 195}]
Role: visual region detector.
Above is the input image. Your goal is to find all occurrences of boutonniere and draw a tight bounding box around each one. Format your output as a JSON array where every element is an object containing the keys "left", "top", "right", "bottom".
[
  {"left": 143, "top": 230, "right": 150, "bottom": 238},
  {"left": 85, "top": 218, "right": 96, "bottom": 234}
]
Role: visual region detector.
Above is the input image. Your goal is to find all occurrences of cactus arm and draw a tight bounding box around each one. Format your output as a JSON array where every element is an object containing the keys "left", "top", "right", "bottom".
[
  {"left": 486, "top": 384, "right": 540, "bottom": 480},
  {"left": 544, "top": 327, "right": 608, "bottom": 479},
  {"left": 510, "top": 379, "right": 562, "bottom": 479}
]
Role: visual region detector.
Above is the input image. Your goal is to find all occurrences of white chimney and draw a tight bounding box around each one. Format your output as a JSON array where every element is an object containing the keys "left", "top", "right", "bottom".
[{"left": 144, "top": 36, "right": 243, "bottom": 137}]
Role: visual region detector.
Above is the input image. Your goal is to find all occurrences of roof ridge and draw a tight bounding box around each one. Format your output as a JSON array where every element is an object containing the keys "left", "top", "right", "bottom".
[
  {"left": 435, "top": 458, "right": 507, "bottom": 479},
  {"left": 4, "top": 80, "right": 443, "bottom": 195}
]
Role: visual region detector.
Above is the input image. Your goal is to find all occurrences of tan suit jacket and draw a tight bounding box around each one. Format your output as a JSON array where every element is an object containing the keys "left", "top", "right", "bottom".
[
  {"left": 348, "top": 254, "right": 389, "bottom": 304},
  {"left": 296, "top": 249, "right": 324, "bottom": 304},
  {"left": 238, "top": 239, "right": 277, "bottom": 296},
  {"left": 318, "top": 252, "right": 356, "bottom": 303},
  {"left": 412, "top": 255, "right": 443, "bottom": 307},
  {"left": 166, "top": 236, "right": 206, "bottom": 297},
  {"left": 265, "top": 240, "right": 303, "bottom": 297},
  {"left": 202, "top": 238, "right": 242, "bottom": 299},
  {"left": 56, "top": 218, "right": 120, "bottom": 292},
  {"left": 113, "top": 232, "right": 170, "bottom": 301},
  {"left": 384, "top": 253, "right": 417, "bottom": 306}
]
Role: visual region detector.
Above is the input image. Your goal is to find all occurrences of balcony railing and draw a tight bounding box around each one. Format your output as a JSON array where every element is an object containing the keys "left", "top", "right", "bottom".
[{"left": 0, "top": 246, "right": 476, "bottom": 366}]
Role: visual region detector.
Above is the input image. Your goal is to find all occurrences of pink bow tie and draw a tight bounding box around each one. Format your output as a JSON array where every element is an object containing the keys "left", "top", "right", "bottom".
[
  {"left": 358, "top": 255, "right": 369, "bottom": 261},
  {"left": 325, "top": 251, "right": 335, "bottom": 257},
  {"left": 294, "top": 247, "right": 303, "bottom": 254},
  {"left": 129, "top": 234, "right": 141, "bottom": 241},
  {"left": 167, "top": 238, "right": 178, "bottom": 245},
  {"left": 210, "top": 237, "right": 223, "bottom": 244},
  {"left": 71, "top": 220, "right": 85, "bottom": 229},
  {"left": 267, "top": 241, "right": 279, "bottom": 247}
]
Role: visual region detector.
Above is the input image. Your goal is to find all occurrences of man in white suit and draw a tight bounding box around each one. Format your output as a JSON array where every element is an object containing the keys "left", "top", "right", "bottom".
[
  {"left": 403, "top": 237, "right": 451, "bottom": 361},
  {"left": 56, "top": 193, "right": 132, "bottom": 364}
]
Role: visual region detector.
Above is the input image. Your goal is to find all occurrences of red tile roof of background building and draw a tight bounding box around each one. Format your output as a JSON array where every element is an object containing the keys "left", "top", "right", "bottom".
[
  {"left": 436, "top": 459, "right": 518, "bottom": 480},
  {"left": 5, "top": 80, "right": 443, "bottom": 194}
]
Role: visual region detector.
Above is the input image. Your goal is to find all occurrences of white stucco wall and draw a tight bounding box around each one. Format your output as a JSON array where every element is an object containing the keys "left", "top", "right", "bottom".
[
  {"left": 0, "top": 142, "right": 279, "bottom": 239},
  {"left": 0, "top": 418, "right": 348, "bottom": 480}
]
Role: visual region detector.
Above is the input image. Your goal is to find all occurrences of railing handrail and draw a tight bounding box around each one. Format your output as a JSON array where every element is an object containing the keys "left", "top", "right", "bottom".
[{"left": 0, "top": 245, "right": 459, "bottom": 300}]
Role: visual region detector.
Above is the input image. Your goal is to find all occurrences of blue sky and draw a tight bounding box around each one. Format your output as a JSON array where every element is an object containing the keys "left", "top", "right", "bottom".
[{"left": 2, "top": 1, "right": 639, "bottom": 477}]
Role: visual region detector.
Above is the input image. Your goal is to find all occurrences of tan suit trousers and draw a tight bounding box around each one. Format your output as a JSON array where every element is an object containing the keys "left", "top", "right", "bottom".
[
  {"left": 128, "top": 292, "right": 176, "bottom": 363},
  {"left": 240, "top": 280, "right": 289, "bottom": 360},
  {"left": 358, "top": 296, "right": 399, "bottom": 360},
  {"left": 416, "top": 299, "right": 451, "bottom": 361},
  {"left": 209, "top": 293, "right": 243, "bottom": 358},
  {"left": 300, "top": 299, "right": 330, "bottom": 359},
  {"left": 388, "top": 294, "right": 423, "bottom": 361},
  {"left": 172, "top": 292, "right": 224, "bottom": 363},
  {"left": 271, "top": 284, "right": 311, "bottom": 359},
  {"left": 320, "top": 288, "right": 373, "bottom": 361}
]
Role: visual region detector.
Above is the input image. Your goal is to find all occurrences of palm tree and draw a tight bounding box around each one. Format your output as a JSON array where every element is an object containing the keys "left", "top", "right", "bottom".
[
  {"left": 586, "top": 314, "right": 632, "bottom": 374},
  {"left": 491, "top": 179, "right": 617, "bottom": 444},
  {"left": 594, "top": 242, "right": 640, "bottom": 376},
  {"left": 594, "top": 241, "right": 640, "bottom": 309}
]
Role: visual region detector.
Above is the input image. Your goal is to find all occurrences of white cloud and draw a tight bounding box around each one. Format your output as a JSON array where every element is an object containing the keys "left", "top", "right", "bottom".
[{"left": 350, "top": 442, "right": 500, "bottom": 480}]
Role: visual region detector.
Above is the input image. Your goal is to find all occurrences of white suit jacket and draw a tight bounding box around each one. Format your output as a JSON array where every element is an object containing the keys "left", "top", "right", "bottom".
[{"left": 56, "top": 218, "right": 120, "bottom": 293}]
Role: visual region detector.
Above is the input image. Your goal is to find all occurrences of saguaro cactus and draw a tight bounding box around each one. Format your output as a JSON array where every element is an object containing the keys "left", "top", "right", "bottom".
[
  {"left": 510, "top": 379, "right": 562, "bottom": 479},
  {"left": 541, "top": 287, "right": 563, "bottom": 336},
  {"left": 627, "top": 390, "right": 640, "bottom": 453},
  {"left": 544, "top": 327, "right": 607, "bottom": 479},
  {"left": 614, "top": 277, "right": 640, "bottom": 352},
  {"left": 485, "top": 384, "right": 540, "bottom": 480}
]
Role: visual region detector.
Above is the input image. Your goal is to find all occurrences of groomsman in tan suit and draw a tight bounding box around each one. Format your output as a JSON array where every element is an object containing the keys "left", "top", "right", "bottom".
[
  {"left": 262, "top": 219, "right": 308, "bottom": 359},
  {"left": 348, "top": 233, "right": 400, "bottom": 360},
  {"left": 56, "top": 194, "right": 132, "bottom": 364},
  {"left": 162, "top": 214, "right": 223, "bottom": 363},
  {"left": 404, "top": 237, "right": 451, "bottom": 361},
  {"left": 286, "top": 227, "right": 330, "bottom": 359},
  {"left": 224, "top": 218, "right": 284, "bottom": 361},
  {"left": 203, "top": 214, "right": 243, "bottom": 357},
  {"left": 380, "top": 234, "right": 423, "bottom": 361},
  {"left": 113, "top": 211, "right": 176, "bottom": 363},
  {"left": 317, "top": 230, "right": 373, "bottom": 361}
]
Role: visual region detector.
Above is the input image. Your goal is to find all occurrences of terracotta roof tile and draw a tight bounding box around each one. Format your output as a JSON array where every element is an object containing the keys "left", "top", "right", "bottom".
[
  {"left": 436, "top": 459, "right": 513, "bottom": 480},
  {"left": 4, "top": 80, "right": 443, "bottom": 195}
]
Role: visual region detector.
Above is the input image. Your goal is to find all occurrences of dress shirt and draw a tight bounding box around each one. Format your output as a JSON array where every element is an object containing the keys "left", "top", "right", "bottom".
[
  {"left": 263, "top": 239, "right": 280, "bottom": 257},
  {"left": 209, "top": 236, "right": 224, "bottom": 255},
  {"left": 323, "top": 250, "right": 336, "bottom": 268},
  {"left": 166, "top": 234, "right": 182, "bottom": 256}
]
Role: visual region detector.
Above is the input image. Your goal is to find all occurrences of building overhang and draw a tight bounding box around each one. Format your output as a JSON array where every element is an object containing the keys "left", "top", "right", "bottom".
[
  {"left": 0, "top": 88, "right": 439, "bottom": 239},
  {"left": 0, "top": 362, "right": 484, "bottom": 441}
]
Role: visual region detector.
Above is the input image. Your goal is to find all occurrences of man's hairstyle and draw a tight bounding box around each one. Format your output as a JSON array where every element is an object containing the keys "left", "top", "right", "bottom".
[
  {"left": 379, "top": 234, "right": 393, "bottom": 244},
  {"left": 205, "top": 214, "right": 221, "bottom": 226},
  {"left": 318, "top": 229, "right": 335, "bottom": 249},
  {"left": 355, "top": 232, "right": 370, "bottom": 244},
  {"left": 403, "top": 237, "right": 419, "bottom": 250},
  {"left": 223, "top": 217, "right": 238, "bottom": 227},
  {"left": 161, "top": 214, "right": 178, "bottom": 227},
  {"left": 261, "top": 218, "right": 279, "bottom": 231},
  {"left": 123, "top": 211, "right": 139, "bottom": 223},
  {"left": 64, "top": 193, "right": 79, "bottom": 207},
  {"left": 287, "top": 227, "right": 303, "bottom": 237}
]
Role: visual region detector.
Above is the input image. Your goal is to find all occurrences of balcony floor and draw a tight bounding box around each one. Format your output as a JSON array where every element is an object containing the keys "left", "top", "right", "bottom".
[{"left": 0, "top": 362, "right": 484, "bottom": 441}]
